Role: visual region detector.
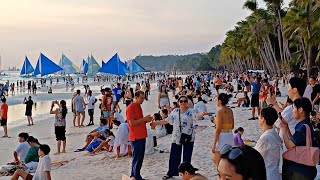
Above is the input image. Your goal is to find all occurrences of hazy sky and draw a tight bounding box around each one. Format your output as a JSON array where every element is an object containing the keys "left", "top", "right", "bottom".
[{"left": 0, "top": 0, "right": 290, "bottom": 68}]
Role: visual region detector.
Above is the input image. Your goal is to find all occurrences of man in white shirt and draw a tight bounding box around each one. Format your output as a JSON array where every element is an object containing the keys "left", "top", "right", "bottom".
[
  {"left": 194, "top": 97, "right": 207, "bottom": 115},
  {"left": 266, "top": 77, "right": 306, "bottom": 166},
  {"left": 255, "top": 107, "right": 282, "bottom": 180},
  {"left": 13, "top": 132, "right": 30, "bottom": 163},
  {"left": 87, "top": 90, "right": 97, "bottom": 126}
]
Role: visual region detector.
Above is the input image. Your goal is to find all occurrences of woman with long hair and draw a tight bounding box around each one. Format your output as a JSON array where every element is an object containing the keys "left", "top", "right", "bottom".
[
  {"left": 212, "top": 93, "right": 234, "bottom": 166},
  {"left": 24, "top": 136, "right": 41, "bottom": 171},
  {"left": 158, "top": 85, "right": 170, "bottom": 110},
  {"left": 50, "top": 100, "right": 68, "bottom": 155}
]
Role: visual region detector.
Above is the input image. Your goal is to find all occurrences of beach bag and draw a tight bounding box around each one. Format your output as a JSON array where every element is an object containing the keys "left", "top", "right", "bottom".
[
  {"left": 178, "top": 109, "right": 192, "bottom": 145},
  {"left": 282, "top": 124, "right": 319, "bottom": 166}
]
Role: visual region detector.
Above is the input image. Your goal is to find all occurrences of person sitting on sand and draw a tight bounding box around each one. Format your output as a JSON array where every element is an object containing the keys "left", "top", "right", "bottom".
[
  {"left": 75, "top": 118, "right": 108, "bottom": 152},
  {"left": 178, "top": 162, "right": 208, "bottom": 180},
  {"left": 11, "top": 144, "right": 51, "bottom": 180},
  {"left": 111, "top": 119, "right": 132, "bottom": 159},
  {"left": 24, "top": 136, "right": 40, "bottom": 172},
  {"left": 233, "top": 127, "right": 244, "bottom": 147},
  {"left": 48, "top": 87, "right": 52, "bottom": 94},
  {"left": 90, "top": 129, "right": 115, "bottom": 155},
  {"left": 13, "top": 133, "right": 30, "bottom": 164},
  {"left": 236, "top": 92, "right": 250, "bottom": 107},
  {"left": 194, "top": 97, "right": 207, "bottom": 115}
]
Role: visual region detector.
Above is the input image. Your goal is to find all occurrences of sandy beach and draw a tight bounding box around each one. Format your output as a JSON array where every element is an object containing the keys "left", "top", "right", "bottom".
[{"left": 0, "top": 81, "right": 319, "bottom": 180}]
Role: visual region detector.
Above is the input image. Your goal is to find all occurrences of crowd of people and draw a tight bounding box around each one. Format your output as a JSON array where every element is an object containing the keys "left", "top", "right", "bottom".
[{"left": 0, "top": 71, "right": 319, "bottom": 180}]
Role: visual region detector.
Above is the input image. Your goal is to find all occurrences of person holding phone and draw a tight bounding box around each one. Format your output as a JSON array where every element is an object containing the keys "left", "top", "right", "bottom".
[
  {"left": 24, "top": 96, "right": 34, "bottom": 126},
  {"left": 245, "top": 75, "right": 261, "bottom": 120},
  {"left": 127, "top": 90, "right": 153, "bottom": 180},
  {"left": 50, "top": 100, "right": 67, "bottom": 155}
]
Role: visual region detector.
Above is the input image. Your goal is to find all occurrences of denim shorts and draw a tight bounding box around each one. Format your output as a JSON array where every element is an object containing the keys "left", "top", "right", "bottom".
[{"left": 102, "top": 111, "right": 111, "bottom": 117}]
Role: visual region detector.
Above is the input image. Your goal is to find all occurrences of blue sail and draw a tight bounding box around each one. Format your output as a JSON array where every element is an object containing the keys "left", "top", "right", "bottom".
[
  {"left": 98, "top": 53, "right": 128, "bottom": 76},
  {"left": 130, "top": 59, "right": 146, "bottom": 74},
  {"left": 102, "top": 60, "right": 105, "bottom": 66},
  {"left": 20, "top": 56, "right": 35, "bottom": 75},
  {"left": 59, "top": 54, "right": 80, "bottom": 74},
  {"left": 33, "top": 53, "right": 63, "bottom": 76},
  {"left": 81, "top": 59, "right": 88, "bottom": 74}
]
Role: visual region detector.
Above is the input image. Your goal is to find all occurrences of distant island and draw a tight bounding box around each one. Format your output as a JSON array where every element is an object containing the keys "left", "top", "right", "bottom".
[
  {"left": 7, "top": 66, "right": 20, "bottom": 71},
  {"left": 135, "top": 45, "right": 222, "bottom": 72}
]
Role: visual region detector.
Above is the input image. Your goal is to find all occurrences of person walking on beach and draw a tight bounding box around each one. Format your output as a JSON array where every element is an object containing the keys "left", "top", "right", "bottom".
[
  {"left": 0, "top": 97, "right": 9, "bottom": 138},
  {"left": 150, "top": 95, "right": 208, "bottom": 179},
  {"left": 87, "top": 90, "right": 97, "bottom": 126},
  {"left": 24, "top": 96, "right": 34, "bottom": 126},
  {"left": 50, "top": 100, "right": 67, "bottom": 155},
  {"left": 212, "top": 93, "right": 234, "bottom": 166},
  {"left": 127, "top": 90, "right": 153, "bottom": 180},
  {"left": 73, "top": 89, "right": 86, "bottom": 127}
]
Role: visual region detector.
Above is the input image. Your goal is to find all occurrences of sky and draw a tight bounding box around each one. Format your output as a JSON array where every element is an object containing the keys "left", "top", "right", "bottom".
[{"left": 0, "top": 0, "right": 290, "bottom": 68}]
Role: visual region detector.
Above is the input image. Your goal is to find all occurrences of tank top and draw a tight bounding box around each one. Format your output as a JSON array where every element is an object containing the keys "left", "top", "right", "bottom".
[
  {"left": 75, "top": 96, "right": 84, "bottom": 112},
  {"left": 160, "top": 92, "right": 168, "bottom": 99},
  {"left": 55, "top": 108, "right": 66, "bottom": 127}
]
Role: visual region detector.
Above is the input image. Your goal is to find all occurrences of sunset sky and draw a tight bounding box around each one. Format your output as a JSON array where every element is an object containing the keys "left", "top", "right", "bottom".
[{"left": 0, "top": 0, "right": 290, "bottom": 68}]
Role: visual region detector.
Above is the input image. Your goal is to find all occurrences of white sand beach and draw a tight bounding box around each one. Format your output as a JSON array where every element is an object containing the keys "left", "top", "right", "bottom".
[{"left": 0, "top": 81, "right": 319, "bottom": 180}]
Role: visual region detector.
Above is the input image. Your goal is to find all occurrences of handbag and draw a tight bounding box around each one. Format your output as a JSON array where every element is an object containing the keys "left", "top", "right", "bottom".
[
  {"left": 282, "top": 124, "right": 319, "bottom": 166},
  {"left": 178, "top": 109, "right": 192, "bottom": 145}
]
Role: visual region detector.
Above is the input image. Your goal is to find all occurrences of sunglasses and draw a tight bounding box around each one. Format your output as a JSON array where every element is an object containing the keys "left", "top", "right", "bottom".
[
  {"left": 179, "top": 100, "right": 188, "bottom": 103},
  {"left": 220, "top": 144, "right": 243, "bottom": 160}
]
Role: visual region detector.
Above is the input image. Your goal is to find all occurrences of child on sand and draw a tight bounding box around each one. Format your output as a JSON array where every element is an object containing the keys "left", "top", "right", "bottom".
[
  {"left": 233, "top": 127, "right": 244, "bottom": 147},
  {"left": 11, "top": 144, "right": 51, "bottom": 180}
]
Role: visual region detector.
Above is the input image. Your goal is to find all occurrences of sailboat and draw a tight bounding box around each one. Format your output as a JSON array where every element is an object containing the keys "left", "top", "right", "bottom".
[
  {"left": 59, "top": 53, "right": 80, "bottom": 75},
  {"left": 79, "top": 59, "right": 88, "bottom": 74},
  {"left": 128, "top": 59, "right": 146, "bottom": 74},
  {"left": 20, "top": 56, "right": 35, "bottom": 76},
  {"left": 33, "top": 53, "right": 63, "bottom": 77},
  {"left": 99, "top": 53, "right": 128, "bottom": 76},
  {"left": 87, "top": 55, "right": 101, "bottom": 77}
]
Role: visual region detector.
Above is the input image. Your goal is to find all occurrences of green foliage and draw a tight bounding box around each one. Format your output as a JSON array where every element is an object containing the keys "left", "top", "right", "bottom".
[{"left": 135, "top": 45, "right": 222, "bottom": 71}]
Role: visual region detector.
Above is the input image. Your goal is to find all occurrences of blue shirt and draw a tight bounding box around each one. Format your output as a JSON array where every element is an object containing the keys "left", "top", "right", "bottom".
[
  {"left": 96, "top": 125, "right": 108, "bottom": 132},
  {"left": 250, "top": 81, "right": 261, "bottom": 94},
  {"left": 290, "top": 119, "right": 317, "bottom": 147},
  {"left": 195, "top": 81, "right": 200, "bottom": 91},
  {"left": 112, "top": 87, "right": 122, "bottom": 101}
]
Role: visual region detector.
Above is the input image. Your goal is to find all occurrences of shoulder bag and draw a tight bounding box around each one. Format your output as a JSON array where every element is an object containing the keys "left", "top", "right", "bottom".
[{"left": 282, "top": 124, "right": 319, "bottom": 166}]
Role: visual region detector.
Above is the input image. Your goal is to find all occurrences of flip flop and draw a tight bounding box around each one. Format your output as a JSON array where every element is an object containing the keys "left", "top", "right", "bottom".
[{"left": 74, "top": 148, "right": 85, "bottom": 152}]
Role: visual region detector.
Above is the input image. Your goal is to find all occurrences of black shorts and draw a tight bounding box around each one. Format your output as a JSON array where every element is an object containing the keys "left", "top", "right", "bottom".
[
  {"left": 215, "top": 85, "right": 221, "bottom": 91},
  {"left": 1, "top": 118, "right": 7, "bottom": 126},
  {"left": 25, "top": 111, "right": 32, "bottom": 117},
  {"left": 251, "top": 94, "right": 259, "bottom": 107},
  {"left": 55, "top": 126, "right": 66, "bottom": 141}
]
